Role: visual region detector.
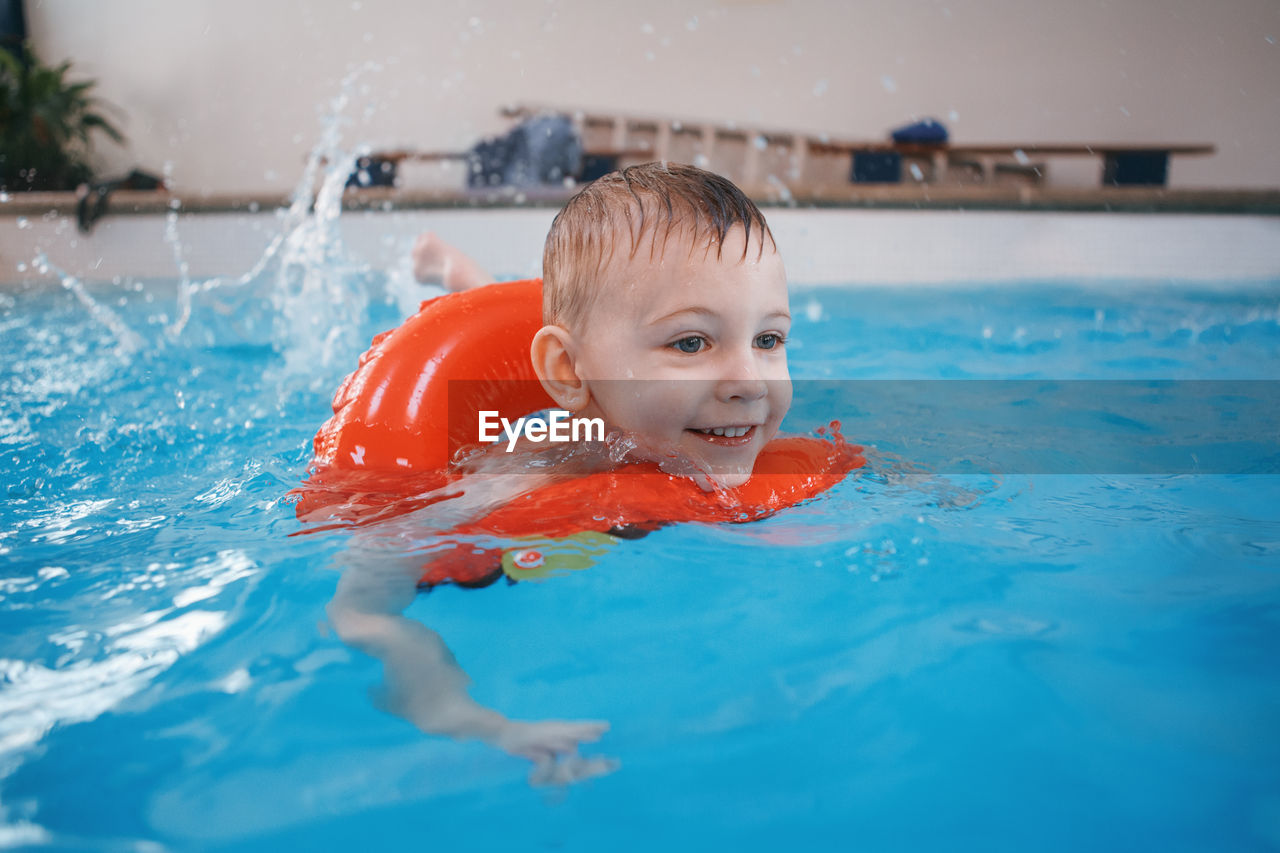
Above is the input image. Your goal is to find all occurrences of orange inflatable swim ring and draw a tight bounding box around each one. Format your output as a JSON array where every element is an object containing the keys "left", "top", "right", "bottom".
[{"left": 295, "top": 279, "right": 864, "bottom": 587}]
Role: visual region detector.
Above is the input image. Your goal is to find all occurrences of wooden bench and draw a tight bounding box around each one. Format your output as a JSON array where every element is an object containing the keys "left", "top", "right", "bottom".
[
  {"left": 809, "top": 140, "right": 1214, "bottom": 187},
  {"left": 368, "top": 105, "right": 1217, "bottom": 192},
  {"left": 942, "top": 143, "right": 1215, "bottom": 186}
]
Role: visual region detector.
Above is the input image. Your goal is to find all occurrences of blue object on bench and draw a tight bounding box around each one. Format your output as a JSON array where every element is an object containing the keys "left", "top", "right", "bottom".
[
  {"left": 1103, "top": 151, "right": 1169, "bottom": 186},
  {"left": 852, "top": 151, "right": 902, "bottom": 183},
  {"left": 580, "top": 153, "right": 619, "bottom": 183},
  {"left": 890, "top": 119, "right": 949, "bottom": 145},
  {"left": 346, "top": 156, "right": 398, "bottom": 189},
  {"left": 467, "top": 114, "right": 583, "bottom": 188}
]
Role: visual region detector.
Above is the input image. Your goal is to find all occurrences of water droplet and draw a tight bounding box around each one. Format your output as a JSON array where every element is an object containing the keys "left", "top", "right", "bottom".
[
  {"left": 813, "top": 78, "right": 829, "bottom": 97},
  {"left": 753, "top": 134, "right": 767, "bottom": 151},
  {"left": 686, "top": 15, "right": 698, "bottom": 30},
  {"left": 804, "top": 298, "right": 823, "bottom": 322},
  {"left": 16, "top": 216, "right": 30, "bottom": 229},
  {"left": 0, "top": 191, "right": 9, "bottom": 202},
  {"left": 982, "top": 326, "right": 993, "bottom": 339},
  {"left": 641, "top": 22, "right": 654, "bottom": 35},
  {"left": 1119, "top": 105, "right": 1130, "bottom": 117},
  {"left": 880, "top": 75, "right": 897, "bottom": 93}
]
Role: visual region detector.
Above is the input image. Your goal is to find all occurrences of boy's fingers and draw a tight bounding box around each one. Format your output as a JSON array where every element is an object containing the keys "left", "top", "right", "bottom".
[
  {"left": 535, "top": 720, "right": 609, "bottom": 748},
  {"left": 528, "top": 754, "right": 620, "bottom": 786},
  {"left": 570, "top": 755, "right": 620, "bottom": 781},
  {"left": 502, "top": 719, "right": 610, "bottom": 762},
  {"left": 508, "top": 719, "right": 617, "bottom": 785},
  {"left": 560, "top": 719, "right": 609, "bottom": 742},
  {"left": 538, "top": 726, "right": 603, "bottom": 755}
]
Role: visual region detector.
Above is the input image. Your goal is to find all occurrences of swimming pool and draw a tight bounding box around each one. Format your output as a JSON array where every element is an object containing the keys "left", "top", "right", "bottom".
[{"left": 3, "top": 206, "right": 1280, "bottom": 851}]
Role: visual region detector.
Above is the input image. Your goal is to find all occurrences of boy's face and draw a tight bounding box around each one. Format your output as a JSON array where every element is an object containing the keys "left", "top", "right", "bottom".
[{"left": 571, "top": 224, "right": 792, "bottom": 488}]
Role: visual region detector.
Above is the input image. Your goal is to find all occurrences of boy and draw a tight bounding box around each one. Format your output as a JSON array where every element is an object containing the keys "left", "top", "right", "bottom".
[
  {"left": 415, "top": 162, "right": 792, "bottom": 491},
  {"left": 333, "top": 163, "right": 794, "bottom": 785}
]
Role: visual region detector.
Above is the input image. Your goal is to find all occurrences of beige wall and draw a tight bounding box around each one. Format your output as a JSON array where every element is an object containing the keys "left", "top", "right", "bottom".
[{"left": 25, "top": 0, "right": 1280, "bottom": 195}]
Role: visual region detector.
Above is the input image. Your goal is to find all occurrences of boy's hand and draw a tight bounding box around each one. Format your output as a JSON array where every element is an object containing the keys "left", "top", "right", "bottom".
[{"left": 497, "top": 719, "right": 619, "bottom": 785}]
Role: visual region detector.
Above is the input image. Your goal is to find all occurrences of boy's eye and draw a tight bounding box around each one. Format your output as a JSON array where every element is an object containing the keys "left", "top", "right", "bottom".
[
  {"left": 756, "top": 333, "right": 785, "bottom": 350},
  {"left": 672, "top": 336, "right": 705, "bottom": 354}
]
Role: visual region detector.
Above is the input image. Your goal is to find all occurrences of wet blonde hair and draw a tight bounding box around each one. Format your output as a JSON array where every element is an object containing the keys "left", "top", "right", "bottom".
[{"left": 541, "top": 162, "right": 776, "bottom": 329}]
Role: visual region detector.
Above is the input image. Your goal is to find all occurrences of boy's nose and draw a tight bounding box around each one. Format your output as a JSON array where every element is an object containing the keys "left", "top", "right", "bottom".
[{"left": 716, "top": 351, "right": 768, "bottom": 402}]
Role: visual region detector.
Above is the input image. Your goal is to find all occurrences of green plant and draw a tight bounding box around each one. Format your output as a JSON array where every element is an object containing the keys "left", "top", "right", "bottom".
[{"left": 0, "top": 45, "right": 124, "bottom": 191}]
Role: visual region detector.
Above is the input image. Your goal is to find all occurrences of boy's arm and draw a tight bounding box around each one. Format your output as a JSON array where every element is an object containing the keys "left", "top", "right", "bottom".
[
  {"left": 411, "top": 232, "right": 495, "bottom": 291},
  {"left": 326, "top": 545, "right": 617, "bottom": 785}
]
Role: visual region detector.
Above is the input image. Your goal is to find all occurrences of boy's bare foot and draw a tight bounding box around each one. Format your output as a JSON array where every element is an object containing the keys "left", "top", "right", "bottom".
[{"left": 412, "top": 232, "right": 495, "bottom": 291}]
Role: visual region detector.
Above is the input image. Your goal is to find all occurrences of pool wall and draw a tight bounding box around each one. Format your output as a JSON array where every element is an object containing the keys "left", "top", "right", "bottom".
[{"left": 3, "top": 209, "right": 1280, "bottom": 287}]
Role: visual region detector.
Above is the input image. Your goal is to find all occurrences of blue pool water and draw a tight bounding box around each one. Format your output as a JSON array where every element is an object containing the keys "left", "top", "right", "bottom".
[{"left": 3, "top": 265, "right": 1280, "bottom": 851}]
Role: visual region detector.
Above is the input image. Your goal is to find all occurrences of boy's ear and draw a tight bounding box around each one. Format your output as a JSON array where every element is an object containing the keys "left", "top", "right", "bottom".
[{"left": 530, "top": 325, "right": 590, "bottom": 411}]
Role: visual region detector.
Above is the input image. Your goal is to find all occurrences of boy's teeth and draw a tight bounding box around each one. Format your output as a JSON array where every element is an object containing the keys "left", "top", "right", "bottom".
[{"left": 697, "top": 426, "right": 750, "bottom": 437}]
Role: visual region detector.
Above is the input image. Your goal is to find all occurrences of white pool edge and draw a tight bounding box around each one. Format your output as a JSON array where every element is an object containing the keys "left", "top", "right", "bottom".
[{"left": 3, "top": 208, "right": 1279, "bottom": 287}]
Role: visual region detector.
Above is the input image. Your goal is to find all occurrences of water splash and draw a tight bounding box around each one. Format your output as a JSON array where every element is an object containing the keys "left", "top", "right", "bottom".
[
  {"left": 162, "top": 62, "right": 385, "bottom": 383},
  {"left": 268, "top": 65, "right": 382, "bottom": 379},
  {"left": 32, "top": 252, "right": 144, "bottom": 358},
  {"left": 23, "top": 62, "right": 388, "bottom": 382},
  {"left": 164, "top": 196, "right": 195, "bottom": 339}
]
